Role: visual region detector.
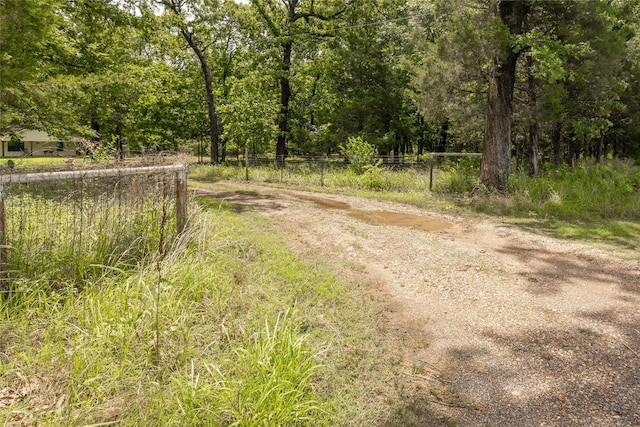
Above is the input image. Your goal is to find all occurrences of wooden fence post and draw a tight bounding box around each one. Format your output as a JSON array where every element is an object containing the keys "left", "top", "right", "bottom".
[
  {"left": 429, "top": 156, "right": 434, "bottom": 191},
  {"left": 176, "top": 168, "right": 187, "bottom": 233},
  {"left": 0, "top": 184, "right": 7, "bottom": 293}
]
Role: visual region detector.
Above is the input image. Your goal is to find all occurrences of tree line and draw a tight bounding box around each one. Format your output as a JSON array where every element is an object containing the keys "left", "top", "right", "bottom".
[{"left": 1, "top": 0, "right": 639, "bottom": 189}]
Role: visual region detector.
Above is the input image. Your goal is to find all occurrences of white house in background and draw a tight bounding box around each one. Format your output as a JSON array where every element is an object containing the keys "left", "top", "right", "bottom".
[{"left": 0, "top": 129, "right": 77, "bottom": 157}]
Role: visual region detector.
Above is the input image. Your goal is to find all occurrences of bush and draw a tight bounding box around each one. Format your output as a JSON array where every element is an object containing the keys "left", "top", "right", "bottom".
[
  {"left": 433, "top": 157, "right": 480, "bottom": 194},
  {"left": 339, "top": 136, "right": 378, "bottom": 174}
]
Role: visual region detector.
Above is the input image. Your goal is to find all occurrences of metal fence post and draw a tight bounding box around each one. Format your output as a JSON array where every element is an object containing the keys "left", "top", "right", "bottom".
[{"left": 245, "top": 145, "right": 249, "bottom": 181}]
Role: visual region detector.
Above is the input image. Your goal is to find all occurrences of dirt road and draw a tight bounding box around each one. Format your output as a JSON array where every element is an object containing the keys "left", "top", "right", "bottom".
[{"left": 202, "top": 181, "right": 640, "bottom": 426}]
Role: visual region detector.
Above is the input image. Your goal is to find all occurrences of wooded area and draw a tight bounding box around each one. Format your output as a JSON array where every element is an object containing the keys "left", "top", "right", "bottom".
[{"left": 1, "top": 0, "right": 639, "bottom": 189}]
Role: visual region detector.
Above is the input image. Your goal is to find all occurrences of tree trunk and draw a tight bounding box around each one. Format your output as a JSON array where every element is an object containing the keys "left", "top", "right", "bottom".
[
  {"left": 181, "top": 29, "right": 219, "bottom": 165},
  {"left": 277, "top": 41, "right": 293, "bottom": 166},
  {"left": 551, "top": 121, "right": 562, "bottom": 168},
  {"left": 567, "top": 136, "right": 576, "bottom": 170},
  {"left": 115, "top": 120, "right": 124, "bottom": 161},
  {"left": 310, "top": 74, "right": 319, "bottom": 129},
  {"left": 438, "top": 119, "right": 448, "bottom": 152},
  {"left": 219, "top": 51, "right": 233, "bottom": 163},
  {"left": 595, "top": 135, "right": 603, "bottom": 163},
  {"left": 480, "top": 0, "right": 529, "bottom": 191},
  {"left": 528, "top": 122, "right": 539, "bottom": 177},
  {"left": 526, "top": 55, "right": 539, "bottom": 177},
  {"left": 417, "top": 115, "right": 425, "bottom": 156}
]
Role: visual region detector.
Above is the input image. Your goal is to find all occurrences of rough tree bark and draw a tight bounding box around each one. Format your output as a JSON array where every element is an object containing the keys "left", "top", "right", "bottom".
[
  {"left": 480, "top": 0, "right": 530, "bottom": 190},
  {"left": 551, "top": 121, "right": 562, "bottom": 168},
  {"left": 527, "top": 56, "right": 539, "bottom": 177}
]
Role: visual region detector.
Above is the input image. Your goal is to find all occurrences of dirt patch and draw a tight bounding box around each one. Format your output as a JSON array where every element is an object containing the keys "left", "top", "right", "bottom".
[
  {"left": 196, "top": 182, "right": 640, "bottom": 426},
  {"left": 291, "top": 193, "right": 452, "bottom": 232},
  {"left": 291, "top": 194, "right": 352, "bottom": 210},
  {"left": 347, "top": 210, "right": 451, "bottom": 232}
]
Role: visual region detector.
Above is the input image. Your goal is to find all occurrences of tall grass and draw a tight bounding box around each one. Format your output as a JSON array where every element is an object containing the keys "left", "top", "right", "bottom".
[
  {"left": 1, "top": 197, "right": 369, "bottom": 425},
  {"left": 508, "top": 160, "right": 640, "bottom": 221},
  {"left": 190, "top": 161, "right": 434, "bottom": 194},
  {"left": 431, "top": 158, "right": 640, "bottom": 252},
  {"left": 4, "top": 190, "right": 176, "bottom": 288}
]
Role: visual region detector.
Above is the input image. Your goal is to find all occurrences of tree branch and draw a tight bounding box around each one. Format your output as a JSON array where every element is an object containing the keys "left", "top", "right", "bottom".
[
  {"left": 294, "top": 8, "right": 345, "bottom": 22},
  {"left": 251, "top": 0, "right": 281, "bottom": 37}
]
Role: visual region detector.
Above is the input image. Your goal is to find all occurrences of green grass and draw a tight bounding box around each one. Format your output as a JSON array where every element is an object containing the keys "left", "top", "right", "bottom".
[
  {"left": 508, "top": 161, "right": 640, "bottom": 221},
  {"left": 7, "top": 157, "right": 634, "bottom": 424},
  {"left": 472, "top": 160, "right": 640, "bottom": 254},
  {"left": 1, "top": 194, "right": 449, "bottom": 425},
  {"left": 1, "top": 205, "right": 325, "bottom": 425},
  {"left": 189, "top": 157, "right": 640, "bottom": 254}
]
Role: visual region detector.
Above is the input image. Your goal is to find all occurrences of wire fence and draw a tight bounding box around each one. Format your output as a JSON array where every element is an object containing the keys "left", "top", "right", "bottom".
[
  {"left": 217, "top": 153, "right": 482, "bottom": 190},
  {"left": 225, "top": 153, "right": 443, "bottom": 168},
  {"left": 0, "top": 165, "right": 187, "bottom": 293}
]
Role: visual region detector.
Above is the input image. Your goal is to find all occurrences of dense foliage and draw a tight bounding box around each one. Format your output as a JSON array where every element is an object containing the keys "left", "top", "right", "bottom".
[{"left": 1, "top": 0, "right": 639, "bottom": 186}]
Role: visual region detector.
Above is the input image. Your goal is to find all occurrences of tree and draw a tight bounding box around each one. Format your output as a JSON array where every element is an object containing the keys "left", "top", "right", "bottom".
[
  {"left": 514, "top": 0, "right": 634, "bottom": 169},
  {"left": 1, "top": 0, "right": 156, "bottom": 151},
  {"left": 412, "top": 1, "right": 494, "bottom": 156},
  {"left": 0, "top": 0, "right": 76, "bottom": 134},
  {"left": 479, "top": 1, "right": 529, "bottom": 190},
  {"left": 250, "top": 0, "right": 345, "bottom": 164},
  {"left": 157, "top": 0, "right": 224, "bottom": 164},
  {"left": 414, "top": 0, "right": 639, "bottom": 190},
  {"left": 318, "top": 0, "right": 414, "bottom": 156}
]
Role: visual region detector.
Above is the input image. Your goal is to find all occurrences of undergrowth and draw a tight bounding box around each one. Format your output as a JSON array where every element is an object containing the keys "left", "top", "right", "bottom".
[{"left": 1, "top": 195, "right": 436, "bottom": 425}]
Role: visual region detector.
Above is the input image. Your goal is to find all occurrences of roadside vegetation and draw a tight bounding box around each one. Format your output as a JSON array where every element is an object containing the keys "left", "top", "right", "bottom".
[
  {"left": 0, "top": 181, "right": 448, "bottom": 425},
  {"left": 190, "top": 157, "right": 640, "bottom": 254},
  {"left": 2, "top": 154, "right": 637, "bottom": 424}
]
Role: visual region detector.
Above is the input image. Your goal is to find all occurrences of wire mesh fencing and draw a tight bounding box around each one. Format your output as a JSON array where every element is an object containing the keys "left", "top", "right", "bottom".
[
  {"left": 0, "top": 165, "right": 187, "bottom": 294},
  {"left": 219, "top": 153, "right": 482, "bottom": 190}
]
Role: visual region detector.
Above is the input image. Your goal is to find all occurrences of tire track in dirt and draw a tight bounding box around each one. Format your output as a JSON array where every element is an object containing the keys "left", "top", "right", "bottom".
[{"left": 199, "top": 181, "right": 640, "bottom": 426}]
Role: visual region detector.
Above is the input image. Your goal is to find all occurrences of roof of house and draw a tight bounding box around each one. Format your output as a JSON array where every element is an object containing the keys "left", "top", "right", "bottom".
[{"left": 0, "top": 129, "right": 61, "bottom": 142}]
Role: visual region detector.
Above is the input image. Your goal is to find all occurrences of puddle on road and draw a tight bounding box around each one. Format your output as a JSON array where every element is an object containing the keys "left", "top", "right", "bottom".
[
  {"left": 348, "top": 210, "right": 451, "bottom": 232},
  {"left": 294, "top": 194, "right": 451, "bottom": 232},
  {"left": 294, "top": 194, "right": 351, "bottom": 209}
]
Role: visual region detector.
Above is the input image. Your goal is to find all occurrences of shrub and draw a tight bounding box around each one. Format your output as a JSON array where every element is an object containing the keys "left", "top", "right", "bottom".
[
  {"left": 339, "top": 136, "right": 378, "bottom": 174},
  {"left": 433, "top": 157, "right": 480, "bottom": 194}
]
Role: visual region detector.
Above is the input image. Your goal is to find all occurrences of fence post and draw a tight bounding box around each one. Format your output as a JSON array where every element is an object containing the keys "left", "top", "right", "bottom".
[
  {"left": 176, "top": 168, "right": 187, "bottom": 233},
  {"left": 0, "top": 184, "right": 6, "bottom": 292},
  {"left": 244, "top": 145, "right": 249, "bottom": 181},
  {"left": 429, "top": 156, "right": 434, "bottom": 191}
]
